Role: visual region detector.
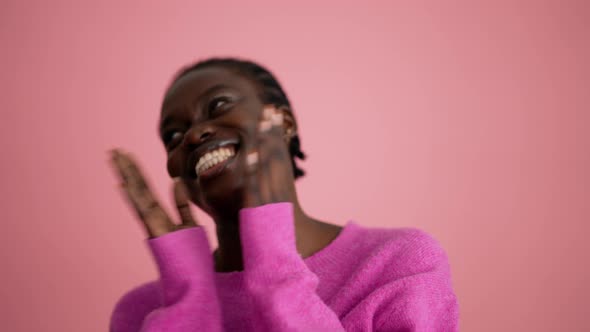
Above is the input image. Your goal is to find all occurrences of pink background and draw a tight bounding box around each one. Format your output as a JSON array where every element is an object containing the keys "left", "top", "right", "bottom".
[{"left": 1, "top": 1, "right": 588, "bottom": 331}]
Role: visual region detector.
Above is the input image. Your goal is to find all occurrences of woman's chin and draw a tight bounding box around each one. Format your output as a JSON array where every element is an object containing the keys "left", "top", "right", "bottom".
[{"left": 199, "top": 178, "right": 243, "bottom": 212}]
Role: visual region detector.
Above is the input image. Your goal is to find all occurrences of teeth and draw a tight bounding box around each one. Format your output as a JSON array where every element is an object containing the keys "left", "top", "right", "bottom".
[{"left": 195, "top": 146, "right": 236, "bottom": 176}]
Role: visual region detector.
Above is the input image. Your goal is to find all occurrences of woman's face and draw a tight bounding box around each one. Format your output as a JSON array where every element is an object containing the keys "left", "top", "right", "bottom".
[{"left": 159, "top": 66, "right": 268, "bottom": 217}]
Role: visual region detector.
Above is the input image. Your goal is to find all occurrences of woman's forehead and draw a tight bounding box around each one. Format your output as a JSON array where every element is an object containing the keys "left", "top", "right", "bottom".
[{"left": 162, "top": 66, "right": 254, "bottom": 108}]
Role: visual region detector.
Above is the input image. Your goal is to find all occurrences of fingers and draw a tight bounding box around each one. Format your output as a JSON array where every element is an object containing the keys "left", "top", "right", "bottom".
[
  {"left": 261, "top": 108, "right": 290, "bottom": 202},
  {"left": 258, "top": 109, "right": 279, "bottom": 201},
  {"left": 109, "top": 149, "right": 174, "bottom": 238},
  {"left": 244, "top": 150, "right": 262, "bottom": 207},
  {"left": 173, "top": 178, "right": 198, "bottom": 228},
  {"left": 243, "top": 106, "right": 291, "bottom": 207}
]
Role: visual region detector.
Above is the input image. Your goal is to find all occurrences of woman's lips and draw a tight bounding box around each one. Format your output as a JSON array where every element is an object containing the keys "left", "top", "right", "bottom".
[
  {"left": 196, "top": 152, "right": 236, "bottom": 179},
  {"left": 195, "top": 145, "right": 237, "bottom": 177},
  {"left": 187, "top": 139, "right": 239, "bottom": 179}
]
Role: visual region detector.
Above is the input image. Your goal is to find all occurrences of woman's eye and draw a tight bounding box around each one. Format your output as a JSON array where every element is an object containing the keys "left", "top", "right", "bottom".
[
  {"left": 208, "top": 96, "right": 232, "bottom": 114},
  {"left": 164, "top": 131, "right": 183, "bottom": 148}
]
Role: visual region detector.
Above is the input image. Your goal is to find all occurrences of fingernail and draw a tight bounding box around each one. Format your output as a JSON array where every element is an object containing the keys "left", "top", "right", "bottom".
[
  {"left": 263, "top": 106, "right": 274, "bottom": 120},
  {"left": 247, "top": 151, "right": 258, "bottom": 166},
  {"left": 259, "top": 120, "right": 272, "bottom": 132},
  {"left": 271, "top": 112, "right": 283, "bottom": 126}
]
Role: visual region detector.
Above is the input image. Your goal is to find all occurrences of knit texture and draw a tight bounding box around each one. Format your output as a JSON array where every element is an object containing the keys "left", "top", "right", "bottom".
[{"left": 110, "top": 202, "right": 459, "bottom": 331}]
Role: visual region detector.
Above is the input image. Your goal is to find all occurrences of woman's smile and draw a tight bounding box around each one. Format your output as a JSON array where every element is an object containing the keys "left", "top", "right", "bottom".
[{"left": 190, "top": 140, "right": 239, "bottom": 179}]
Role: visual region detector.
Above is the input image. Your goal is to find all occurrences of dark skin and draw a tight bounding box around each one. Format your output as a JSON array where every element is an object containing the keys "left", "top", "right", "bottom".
[{"left": 109, "top": 66, "right": 342, "bottom": 273}]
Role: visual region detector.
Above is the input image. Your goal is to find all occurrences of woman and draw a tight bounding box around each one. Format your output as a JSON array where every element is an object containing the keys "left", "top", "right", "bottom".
[{"left": 109, "top": 58, "right": 459, "bottom": 331}]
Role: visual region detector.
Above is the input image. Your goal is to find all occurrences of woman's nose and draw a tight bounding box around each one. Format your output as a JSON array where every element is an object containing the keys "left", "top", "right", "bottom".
[{"left": 183, "top": 125, "right": 215, "bottom": 148}]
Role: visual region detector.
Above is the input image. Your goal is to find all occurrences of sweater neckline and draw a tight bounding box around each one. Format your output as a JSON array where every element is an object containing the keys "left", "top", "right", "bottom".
[{"left": 214, "top": 220, "right": 358, "bottom": 282}]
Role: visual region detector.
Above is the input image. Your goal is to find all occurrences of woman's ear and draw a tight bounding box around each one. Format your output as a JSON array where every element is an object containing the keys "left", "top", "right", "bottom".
[{"left": 278, "top": 106, "right": 297, "bottom": 142}]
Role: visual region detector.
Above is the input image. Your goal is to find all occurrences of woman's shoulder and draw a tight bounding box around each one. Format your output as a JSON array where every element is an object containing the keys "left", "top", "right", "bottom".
[
  {"left": 350, "top": 222, "right": 444, "bottom": 249},
  {"left": 110, "top": 280, "right": 160, "bottom": 331},
  {"left": 344, "top": 224, "right": 459, "bottom": 331},
  {"left": 346, "top": 222, "right": 450, "bottom": 273}
]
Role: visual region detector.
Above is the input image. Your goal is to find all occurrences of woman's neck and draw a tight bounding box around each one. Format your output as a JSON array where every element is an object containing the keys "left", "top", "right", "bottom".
[{"left": 212, "top": 199, "right": 330, "bottom": 273}]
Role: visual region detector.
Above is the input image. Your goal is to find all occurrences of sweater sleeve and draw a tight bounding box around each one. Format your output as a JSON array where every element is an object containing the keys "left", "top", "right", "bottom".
[
  {"left": 110, "top": 227, "right": 223, "bottom": 332},
  {"left": 238, "top": 202, "right": 346, "bottom": 331},
  {"left": 238, "top": 203, "right": 459, "bottom": 332}
]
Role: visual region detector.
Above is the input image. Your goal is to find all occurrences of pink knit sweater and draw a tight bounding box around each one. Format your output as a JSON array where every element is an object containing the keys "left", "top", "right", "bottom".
[{"left": 110, "top": 202, "right": 459, "bottom": 331}]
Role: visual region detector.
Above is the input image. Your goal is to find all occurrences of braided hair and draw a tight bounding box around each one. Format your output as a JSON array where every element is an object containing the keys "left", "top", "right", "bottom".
[{"left": 169, "top": 58, "right": 307, "bottom": 179}]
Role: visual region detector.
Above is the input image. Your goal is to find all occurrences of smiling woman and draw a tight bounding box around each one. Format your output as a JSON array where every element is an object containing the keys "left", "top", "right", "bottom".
[
  {"left": 157, "top": 60, "right": 305, "bottom": 221},
  {"left": 108, "top": 58, "right": 459, "bottom": 331}
]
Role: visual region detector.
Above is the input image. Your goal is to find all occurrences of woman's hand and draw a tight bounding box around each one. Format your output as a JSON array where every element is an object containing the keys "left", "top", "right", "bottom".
[
  {"left": 242, "top": 106, "right": 296, "bottom": 208},
  {"left": 109, "top": 149, "right": 198, "bottom": 238}
]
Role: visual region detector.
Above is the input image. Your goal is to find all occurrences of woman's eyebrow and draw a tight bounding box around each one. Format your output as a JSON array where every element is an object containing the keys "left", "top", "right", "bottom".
[
  {"left": 159, "top": 84, "right": 233, "bottom": 134},
  {"left": 189, "top": 83, "right": 232, "bottom": 109},
  {"left": 158, "top": 112, "right": 180, "bottom": 134}
]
